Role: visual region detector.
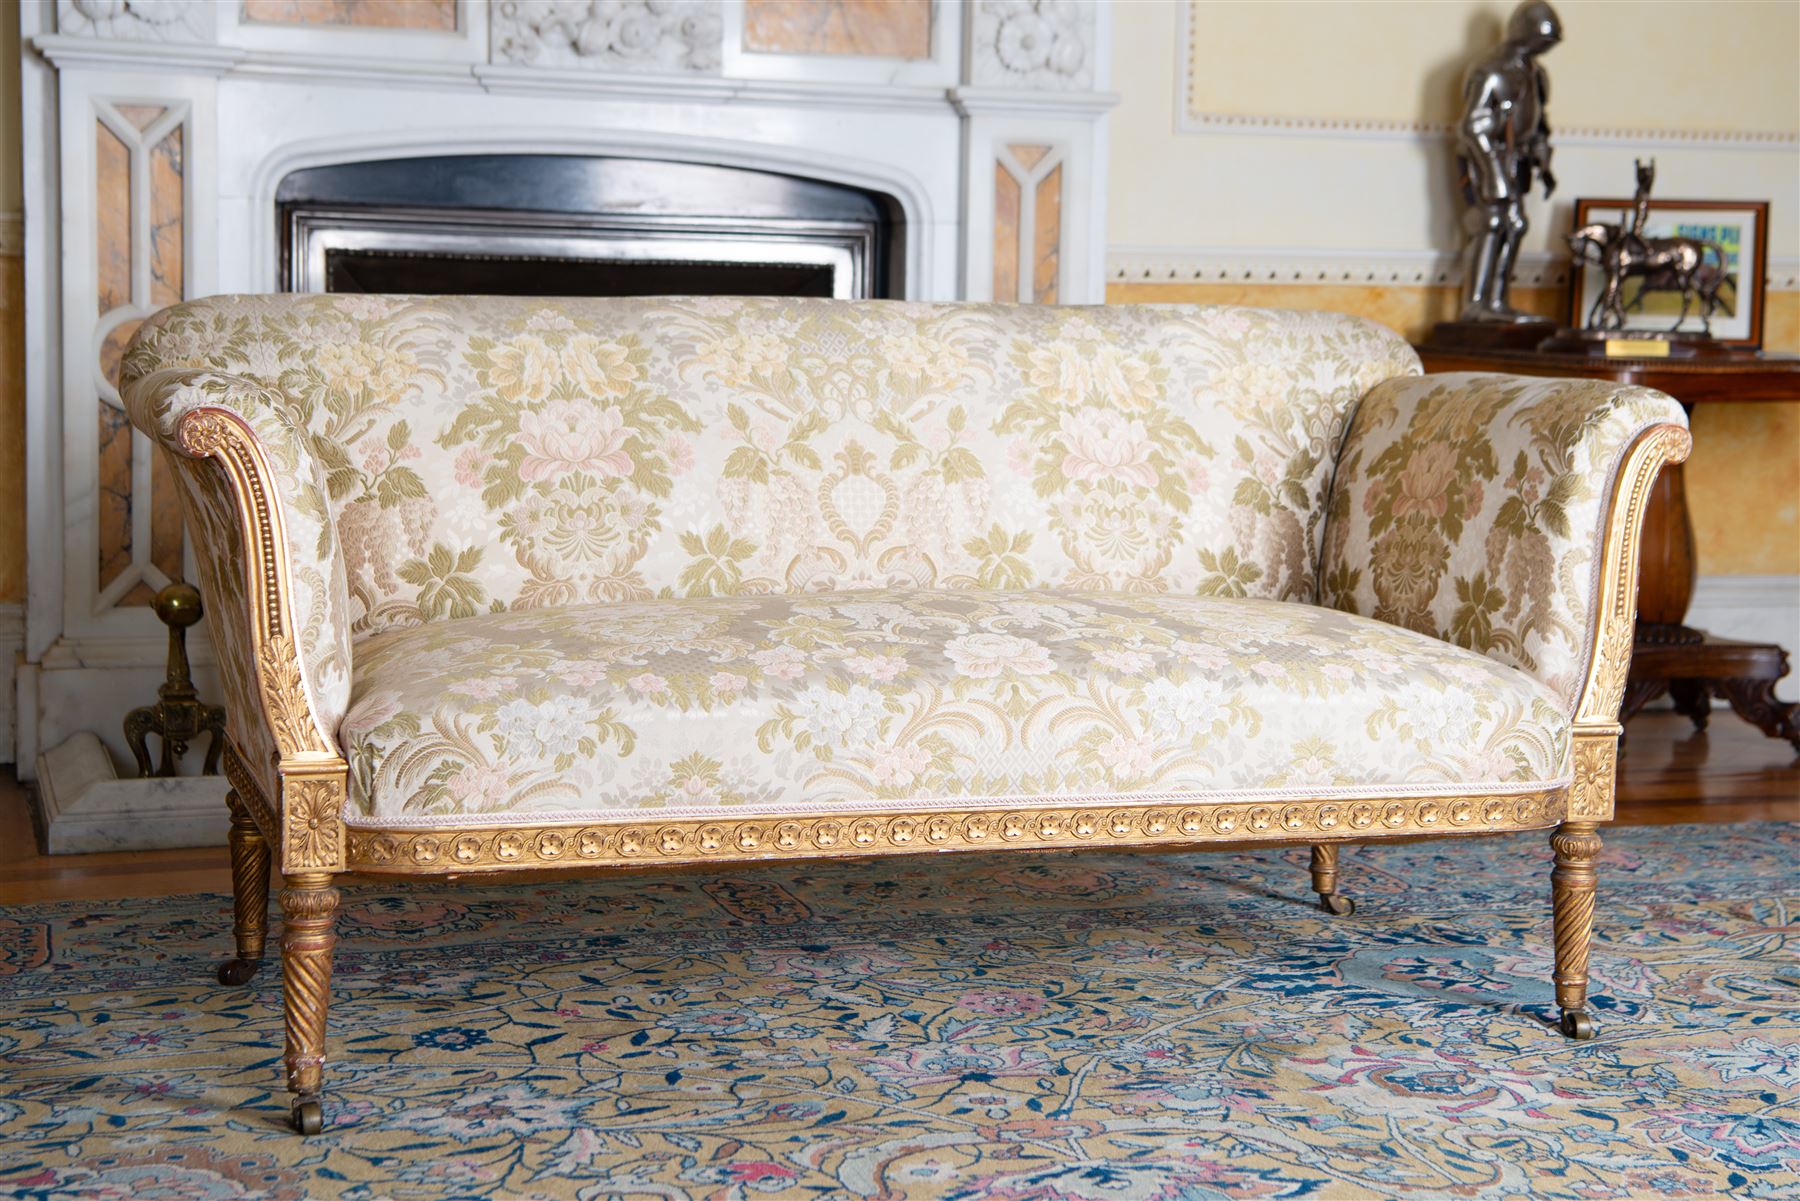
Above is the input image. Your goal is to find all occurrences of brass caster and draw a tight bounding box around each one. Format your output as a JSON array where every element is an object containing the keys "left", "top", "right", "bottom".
[
  {"left": 216, "top": 957, "right": 263, "bottom": 986},
  {"left": 1318, "top": 893, "right": 1355, "bottom": 917},
  {"left": 291, "top": 1097, "right": 324, "bottom": 1137},
  {"left": 1559, "top": 1010, "right": 1596, "bottom": 1040}
]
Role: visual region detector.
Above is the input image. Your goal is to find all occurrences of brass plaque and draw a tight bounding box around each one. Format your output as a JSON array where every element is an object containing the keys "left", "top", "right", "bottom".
[{"left": 1604, "top": 339, "right": 1672, "bottom": 358}]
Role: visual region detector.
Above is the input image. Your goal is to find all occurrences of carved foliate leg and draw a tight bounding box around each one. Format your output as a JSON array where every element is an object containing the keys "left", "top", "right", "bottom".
[
  {"left": 279, "top": 872, "right": 339, "bottom": 1135},
  {"left": 1309, "top": 844, "right": 1354, "bottom": 916},
  {"left": 1667, "top": 680, "right": 1711, "bottom": 731},
  {"left": 1716, "top": 677, "right": 1800, "bottom": 751},
  {"left": 218, "top": 790, "right": 272, "bottom": 986},
  {"left": 1550, "top": 821, "right": 1603, "bottom": 1039}
]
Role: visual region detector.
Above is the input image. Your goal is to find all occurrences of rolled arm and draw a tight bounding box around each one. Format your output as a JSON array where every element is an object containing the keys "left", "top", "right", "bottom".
[
  {"left": 123, "top": 368, "right": 353, "bottom": 772},
  {"left": 1320, "top": 371, "right": 1691, "bottom": 723}
]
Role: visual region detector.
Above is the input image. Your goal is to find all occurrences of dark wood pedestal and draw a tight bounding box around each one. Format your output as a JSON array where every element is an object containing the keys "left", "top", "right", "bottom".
[{"left": 1416, "top": 346, "right": 1800, "bottom": 750}]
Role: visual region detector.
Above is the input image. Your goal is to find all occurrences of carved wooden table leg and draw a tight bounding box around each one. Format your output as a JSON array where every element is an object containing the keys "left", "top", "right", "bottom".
[
  {"left": 1309, "top": 844, "right": 1355, "bottom": 916},
  {"left": 280, "top": 872, "right": 340, "bottom": 1136},
  {"left": 1550, "top": 822, "right": 1603, "bottom": 1040},
  {"left": 218, "top": 790, "right": 272, "bottom": 986}
]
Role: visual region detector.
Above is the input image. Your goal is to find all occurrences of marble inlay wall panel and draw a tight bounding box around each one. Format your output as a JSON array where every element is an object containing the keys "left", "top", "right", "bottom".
[
  {"left": 744, "top": 0, "right": 932, "bottom": 59},
  {"left": 993, "top": 142, "right": 1062, "bottom": 304},
  {"left": 92, "top": 102, "right": 189, "bottom": 607},
  {"left": 148, "top": 124, "right": 186, "bottom": 585},
  {"left": 241, "top": 0, "right": 457, "bottom": 29},
  {"left": 1033, "top": 162, "right": 1061, "bottom": 303},
  {"left": 95, "top": 116, "right": 134, "bottom": 596},
  {"left": 992, "top": 161, "right": 1021, "bottom": 302}
]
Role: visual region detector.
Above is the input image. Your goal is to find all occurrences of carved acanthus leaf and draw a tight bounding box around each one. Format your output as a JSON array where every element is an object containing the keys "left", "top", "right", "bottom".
[{"left": 258, "top": 633, "right": 324, "bottom": 753}]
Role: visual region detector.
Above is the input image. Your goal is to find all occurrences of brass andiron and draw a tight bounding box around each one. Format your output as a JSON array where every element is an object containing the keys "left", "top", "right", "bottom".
[{"left": 124, "top": 582, "right": 228, "bottom": 777}]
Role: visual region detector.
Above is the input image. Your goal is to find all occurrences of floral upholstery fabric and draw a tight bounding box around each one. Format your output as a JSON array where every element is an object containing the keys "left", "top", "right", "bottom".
[
  {"left": 339, "top": 590, "right": 1570, "bottom": 824},
  {"left": 124, "top": 369, "right": 354, "bottom": 760},
  {"left": 122, "top": 296, "right": 1419, "bottom": 642},
  {"left": 1320, "top": 373, "right": 1687, "bottom": 709}
]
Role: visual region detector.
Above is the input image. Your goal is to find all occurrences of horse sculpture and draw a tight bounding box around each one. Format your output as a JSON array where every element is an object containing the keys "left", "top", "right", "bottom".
[
  {"left": 1569, "top": 223, "right": 1730, "bottom": 333},
  {"left": 1568, "top": 159, "right": 1733, "bottom": 334}
]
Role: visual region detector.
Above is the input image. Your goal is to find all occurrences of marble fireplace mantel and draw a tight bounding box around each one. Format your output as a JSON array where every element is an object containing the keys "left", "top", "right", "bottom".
[{"left": 16, "top": 0, "right": 1117, "bottom": 850}]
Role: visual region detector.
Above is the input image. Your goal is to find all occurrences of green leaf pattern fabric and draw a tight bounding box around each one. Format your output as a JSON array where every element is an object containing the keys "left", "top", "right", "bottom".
[{"left": 1320, "top": 373, "right": 1686, "bottom": 709}]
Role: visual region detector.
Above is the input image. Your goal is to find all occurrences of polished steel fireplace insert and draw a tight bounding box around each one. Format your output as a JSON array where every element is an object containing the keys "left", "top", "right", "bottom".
[{"left": 278, "top": 155, "right": 900, "bottom": 299}]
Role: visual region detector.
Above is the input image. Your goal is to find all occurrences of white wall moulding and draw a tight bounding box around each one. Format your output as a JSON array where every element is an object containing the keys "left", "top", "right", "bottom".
[
  {"left": 17, "top": 0, "right": 1115, "bottom": 838},
  {"left": 1104, "top": 247, "right": 1800, "bottom": 294},
  {"left": 1179, "top": 111, "right": 1800, "bottom": 151}
]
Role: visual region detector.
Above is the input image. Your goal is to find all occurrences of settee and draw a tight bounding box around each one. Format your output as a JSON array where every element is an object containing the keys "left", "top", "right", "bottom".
[{"left": 122, "top": 295, "right": 1689, "bottom": 1135}]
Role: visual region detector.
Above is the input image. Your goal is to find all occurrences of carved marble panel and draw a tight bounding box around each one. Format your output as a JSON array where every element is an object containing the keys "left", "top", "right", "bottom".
[
  {"left": 241, "top": 0, "right": 458, "bottom": 30},
  {"left": 491, "top": 0, "right": 722, "bottom": 73},
  {"left": 744, "top": 0, "right": 932, "bottom": 59},
  {"left": 968, "top": 0, "right": 1093, "bottom": 90},
  {"left": 58, "top": 0, "right": 214, "bottom": 41}
]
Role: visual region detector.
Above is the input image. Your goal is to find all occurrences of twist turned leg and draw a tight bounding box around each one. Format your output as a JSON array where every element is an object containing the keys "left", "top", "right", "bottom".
[
  {"left": 280, "top": 872, "right": 340, "bottom": 1135},
  {"left": 218, "top": 791, "right": 272, "bottom": 986},
  {"left": 1309, "top": 844, "right": 1355, "bottom": 916},
  {"left": 1550, "top": 822, "right": 1603, "bottom": 1040}
]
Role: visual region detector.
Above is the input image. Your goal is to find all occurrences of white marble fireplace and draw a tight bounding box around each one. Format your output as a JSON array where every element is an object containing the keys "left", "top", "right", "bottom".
[{"left": 16, "top": 0, "right": 1116, "bottom": 849}]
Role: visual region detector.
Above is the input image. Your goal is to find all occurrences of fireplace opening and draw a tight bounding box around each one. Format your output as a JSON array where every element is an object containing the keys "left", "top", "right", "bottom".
[{"left": 277, "top": 155, "right": 901, "bottom": 299}]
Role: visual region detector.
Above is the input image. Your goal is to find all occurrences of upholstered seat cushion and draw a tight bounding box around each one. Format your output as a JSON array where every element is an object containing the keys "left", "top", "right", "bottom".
[{"left": 339, "top": 590, "right": 1571, "bottom": 825}]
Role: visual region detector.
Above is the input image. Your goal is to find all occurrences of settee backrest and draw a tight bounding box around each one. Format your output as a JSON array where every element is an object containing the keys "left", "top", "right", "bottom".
[{"left": 124, "top": 294, "right": 1419, "bottom": 638}]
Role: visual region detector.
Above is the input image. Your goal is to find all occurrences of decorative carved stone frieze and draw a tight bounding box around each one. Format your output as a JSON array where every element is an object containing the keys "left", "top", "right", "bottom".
[
  {"left": 58, "top": 0, "right": 214, "bottom": 42},
  {"left": 491, "top": 0, "right": 723, "bottom": 74},
  {"left": 968, "top": 0, "right": 1092, "bottom": 90}
]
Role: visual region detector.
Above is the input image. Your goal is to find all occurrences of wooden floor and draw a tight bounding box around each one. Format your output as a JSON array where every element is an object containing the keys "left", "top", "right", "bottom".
[{"left": 1, "top": 711, "right": 1794, "bottom": 905}]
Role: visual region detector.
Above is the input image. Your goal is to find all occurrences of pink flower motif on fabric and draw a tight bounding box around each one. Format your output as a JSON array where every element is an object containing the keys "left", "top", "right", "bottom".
[
  {"left": 1057, "top": 408, "right": 1158, "bottom": 489},
  {"left": 518, "top": 401, "right": 633, "bottom": 483}
]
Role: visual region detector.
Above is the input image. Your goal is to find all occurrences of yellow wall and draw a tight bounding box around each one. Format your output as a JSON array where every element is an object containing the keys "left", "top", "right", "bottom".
[
  {"left": 1, "top": 17, "right": 22, "bottom": 604},
  {"left": 1111, "top": 0, "right": 1800, "bottom": 577}
]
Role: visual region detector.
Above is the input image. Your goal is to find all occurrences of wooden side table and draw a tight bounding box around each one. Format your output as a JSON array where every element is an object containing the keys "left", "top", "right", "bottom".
[{"left": 1415, "top": 346, "right": 1800, "bottom": 750}]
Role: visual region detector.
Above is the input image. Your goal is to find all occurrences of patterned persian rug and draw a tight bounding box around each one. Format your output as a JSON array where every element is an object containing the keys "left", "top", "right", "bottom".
[{"left": 1, "top": 822, "right": 1795, "bottom": 1200}]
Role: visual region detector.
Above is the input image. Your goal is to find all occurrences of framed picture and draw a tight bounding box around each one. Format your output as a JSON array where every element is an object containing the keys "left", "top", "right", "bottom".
[{"left": 1568, "top": 198, "right": 1768, "bottom": 349}]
